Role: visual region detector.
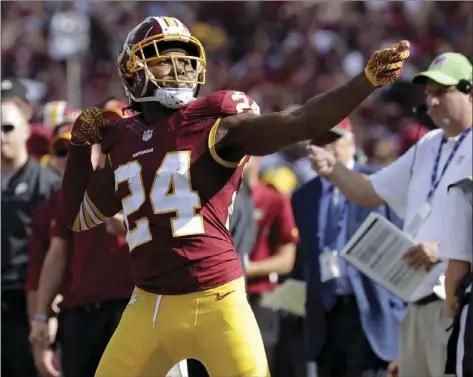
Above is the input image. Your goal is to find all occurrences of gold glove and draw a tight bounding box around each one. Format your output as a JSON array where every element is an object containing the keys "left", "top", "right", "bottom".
[
  {"left": 365, "top": 40, "right": 411, "bottom": 87},
  {"left": 70, "top": 107, "right": 110, "bottom": 146}
]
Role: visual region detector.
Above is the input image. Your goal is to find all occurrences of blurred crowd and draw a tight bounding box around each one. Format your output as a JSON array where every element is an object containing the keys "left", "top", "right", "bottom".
[
  {"left": 1, "top": 2, "right": 473, "bottom": 377},
  {"left": 2, "top": 1, "right": 472, "bottom": 166}
]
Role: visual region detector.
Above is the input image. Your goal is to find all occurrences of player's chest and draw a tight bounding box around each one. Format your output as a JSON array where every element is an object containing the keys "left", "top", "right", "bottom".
[
  {"left": 110, "top": 123, "right": 206, "bottom": 165},
  {"left": 109, "top": 129, "right": 207, "bottom": 199}
]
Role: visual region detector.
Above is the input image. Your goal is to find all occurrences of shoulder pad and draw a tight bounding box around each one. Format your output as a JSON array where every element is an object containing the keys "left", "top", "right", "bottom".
[
  {"left": 101, "top": 116, "right": 130, "bottom": 154},
  {"left": 219, "top": 90, "right": 260, "bottom": 116},
  {"left": 182, "top": 90, "right": 260, "bottom": 120}
]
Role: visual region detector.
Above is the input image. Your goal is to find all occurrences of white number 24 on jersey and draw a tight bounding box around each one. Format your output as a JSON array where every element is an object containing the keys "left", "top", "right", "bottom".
[{"left": 114, "top": 151, "right": 205, "bottom": 251}]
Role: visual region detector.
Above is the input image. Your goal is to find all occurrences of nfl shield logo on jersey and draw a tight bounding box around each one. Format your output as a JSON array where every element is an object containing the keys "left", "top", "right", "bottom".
[{"left": 142, "top": 129, "right": 153, "bottom": 141}]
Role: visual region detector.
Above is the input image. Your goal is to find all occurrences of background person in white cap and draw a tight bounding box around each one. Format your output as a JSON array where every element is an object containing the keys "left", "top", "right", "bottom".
[{"left": 308, "top": 52, "right": 472, "bottom": 377}]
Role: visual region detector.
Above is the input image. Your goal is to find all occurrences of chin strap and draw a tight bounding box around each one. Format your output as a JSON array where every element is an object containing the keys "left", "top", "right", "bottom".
[{"left": 129, "top": 84, "right": 196, "bottom": 109}]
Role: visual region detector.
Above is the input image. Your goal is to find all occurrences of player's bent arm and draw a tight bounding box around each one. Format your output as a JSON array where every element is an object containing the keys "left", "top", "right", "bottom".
[
  {"left": 35, "top": 237, "right": 68, "bottom": 318},
  {"left": 218, "top": 73, "right": 375, "bottom": 156},
  {"left": 326, "top": 162, "right": 384, "bottom": 208},
  {"left": 62, "top": 145, "right": 94, "bottom": 229},
  {"left": 63, "top": 146, "right": 121, "bottom": 231}
]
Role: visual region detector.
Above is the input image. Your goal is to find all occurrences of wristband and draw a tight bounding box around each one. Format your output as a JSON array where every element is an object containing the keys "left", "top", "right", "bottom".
[
  {"left": 33, "top": 313, "right": 48, "bottom": 323},
  {"left": 69, "top": 140, "right": 90, "bottom": 147}
]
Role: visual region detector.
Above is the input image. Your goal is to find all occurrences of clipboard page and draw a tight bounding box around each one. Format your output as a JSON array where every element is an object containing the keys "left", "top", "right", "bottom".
[
  {"left": 341, "top": 213, "right": 429, "bottom": 302},
  {"left": 260, "top": 279, "right": 306, "bottom": 317}
]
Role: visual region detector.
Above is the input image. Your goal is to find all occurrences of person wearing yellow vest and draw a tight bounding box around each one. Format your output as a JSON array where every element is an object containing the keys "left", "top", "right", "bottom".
[{"left": 438, "top": 176, "right": 472, "bottom": 377}]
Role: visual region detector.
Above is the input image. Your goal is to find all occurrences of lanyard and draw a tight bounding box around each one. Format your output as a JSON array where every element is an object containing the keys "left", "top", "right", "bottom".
[
  {"left": 427, "top": 128, "right": 471, "bottom": 201},
  {"left": 324, "top": 187, "right": 348, "bottom": 248}
]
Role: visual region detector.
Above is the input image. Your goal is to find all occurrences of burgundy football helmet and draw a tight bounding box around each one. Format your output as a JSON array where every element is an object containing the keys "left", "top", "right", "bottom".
[{"left": 117, "top": 16, "right": 207, "bottom": 109}]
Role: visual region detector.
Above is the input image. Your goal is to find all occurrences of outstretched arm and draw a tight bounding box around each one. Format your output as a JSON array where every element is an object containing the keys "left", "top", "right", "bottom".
[{"left": 217, "top": 41, "right": 410, "bottom": 157}]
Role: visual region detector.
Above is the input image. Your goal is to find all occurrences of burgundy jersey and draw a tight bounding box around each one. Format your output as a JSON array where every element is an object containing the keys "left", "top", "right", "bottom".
[
  {"left": 247, "top": 183, "right": 299, "bottom": 295},
  {"left": 25, "top": 191, "right": 76, "bottom": 309},
  {"left": 71, "top": 90, "right": 260, "bottom": 294}
]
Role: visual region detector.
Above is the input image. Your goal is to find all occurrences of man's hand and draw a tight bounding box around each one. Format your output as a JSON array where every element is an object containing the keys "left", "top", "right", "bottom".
[
  {"left": 71, "top": 107, "right": 111, "bottom": 146},
  {"left": 307, "top": 145, "right": 336, "bottom": 175},
  {"left": 32, "top": 344, "right": 61, "bottom": 377},
  {"left": 402, "top": 242, "right": 438, "bottom": 270},
  {"left": 387, "top": 360, "right": 398, "bottom": 377},
  {"left": 29, "top": 319, "right": 50, "bottom": 348},
  {"left": 105, "top": 213, "right": 126, "bottom": 236},
  {"left": 365, "top": 40, "right": 410, "bottom": 87},
  {"left": 444, "top": 295, "right": 459, "bottom": 318}
]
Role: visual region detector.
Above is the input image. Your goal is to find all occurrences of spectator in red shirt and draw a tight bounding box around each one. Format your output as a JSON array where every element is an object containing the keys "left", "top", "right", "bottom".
[
  {"left": 29, "top": 145, "right": 133, "bottom": 377},
  {"left": 244, "top": 156, "right": 299, "bottom": 374}
]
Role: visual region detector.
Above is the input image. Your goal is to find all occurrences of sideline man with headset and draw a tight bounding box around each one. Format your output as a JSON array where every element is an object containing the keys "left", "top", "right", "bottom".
[
  {"left": 308, "top": 52, "right": 472, "bottom": 377},
  {"left": 439, "top": 176, "right": 472, "bottom": 377}
]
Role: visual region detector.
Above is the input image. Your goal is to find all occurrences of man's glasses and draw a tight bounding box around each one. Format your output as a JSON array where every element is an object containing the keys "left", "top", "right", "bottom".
[{"left": 1, "top": 124, "right": 16, "bottom": 133}]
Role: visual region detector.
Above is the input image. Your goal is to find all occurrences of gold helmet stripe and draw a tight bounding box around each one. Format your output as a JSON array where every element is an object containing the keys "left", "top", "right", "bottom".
[
  {"left": 162, "top": 17, "right": 178, "bottom": 28},
  {"left": 44, "top": 101, "right": 66, "bottom": 126}
]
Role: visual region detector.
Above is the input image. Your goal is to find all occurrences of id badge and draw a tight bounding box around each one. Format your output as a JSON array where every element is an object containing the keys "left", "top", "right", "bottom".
[
  {"left": 405, "top": 202, "right": 432, "bottom": 237},
  {"left": 319, "top": 248, "right": 341, "bottom": 283}
]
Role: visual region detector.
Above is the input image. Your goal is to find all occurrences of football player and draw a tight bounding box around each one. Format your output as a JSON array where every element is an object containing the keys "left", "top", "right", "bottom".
[{"left": 62, "top": 16, "right": 410, "bottom": 377}]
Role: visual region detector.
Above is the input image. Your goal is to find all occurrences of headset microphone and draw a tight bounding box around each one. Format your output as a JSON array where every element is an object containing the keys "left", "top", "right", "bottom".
[
  {"left": 412, "top": 104, "right": 437, "bottom": 130},
  {"left": 457, "top": 78, "right": 472, "bottom": 94},
  {"left": 457, "top": 55, "right": 473, "bottom": 94}
]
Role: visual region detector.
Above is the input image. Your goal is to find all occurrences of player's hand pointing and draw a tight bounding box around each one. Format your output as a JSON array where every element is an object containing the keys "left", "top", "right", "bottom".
[
  {"left": 365, "top": 40, "right": 410, "bottom": 87},
  {"left": 71, "top": 107, "right": 111, "bottom": 146}
]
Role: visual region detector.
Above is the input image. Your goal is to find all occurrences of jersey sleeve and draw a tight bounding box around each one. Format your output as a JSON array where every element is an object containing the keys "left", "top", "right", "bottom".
[
  {"left": 208, "top": 91, "right": 260, "bottom": 168},
  {"left": 62, "top": 145, "right": 121, "bottom": 232},
  {"left": 25, "top": 201, "right": 50, "bottom": 292}
]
